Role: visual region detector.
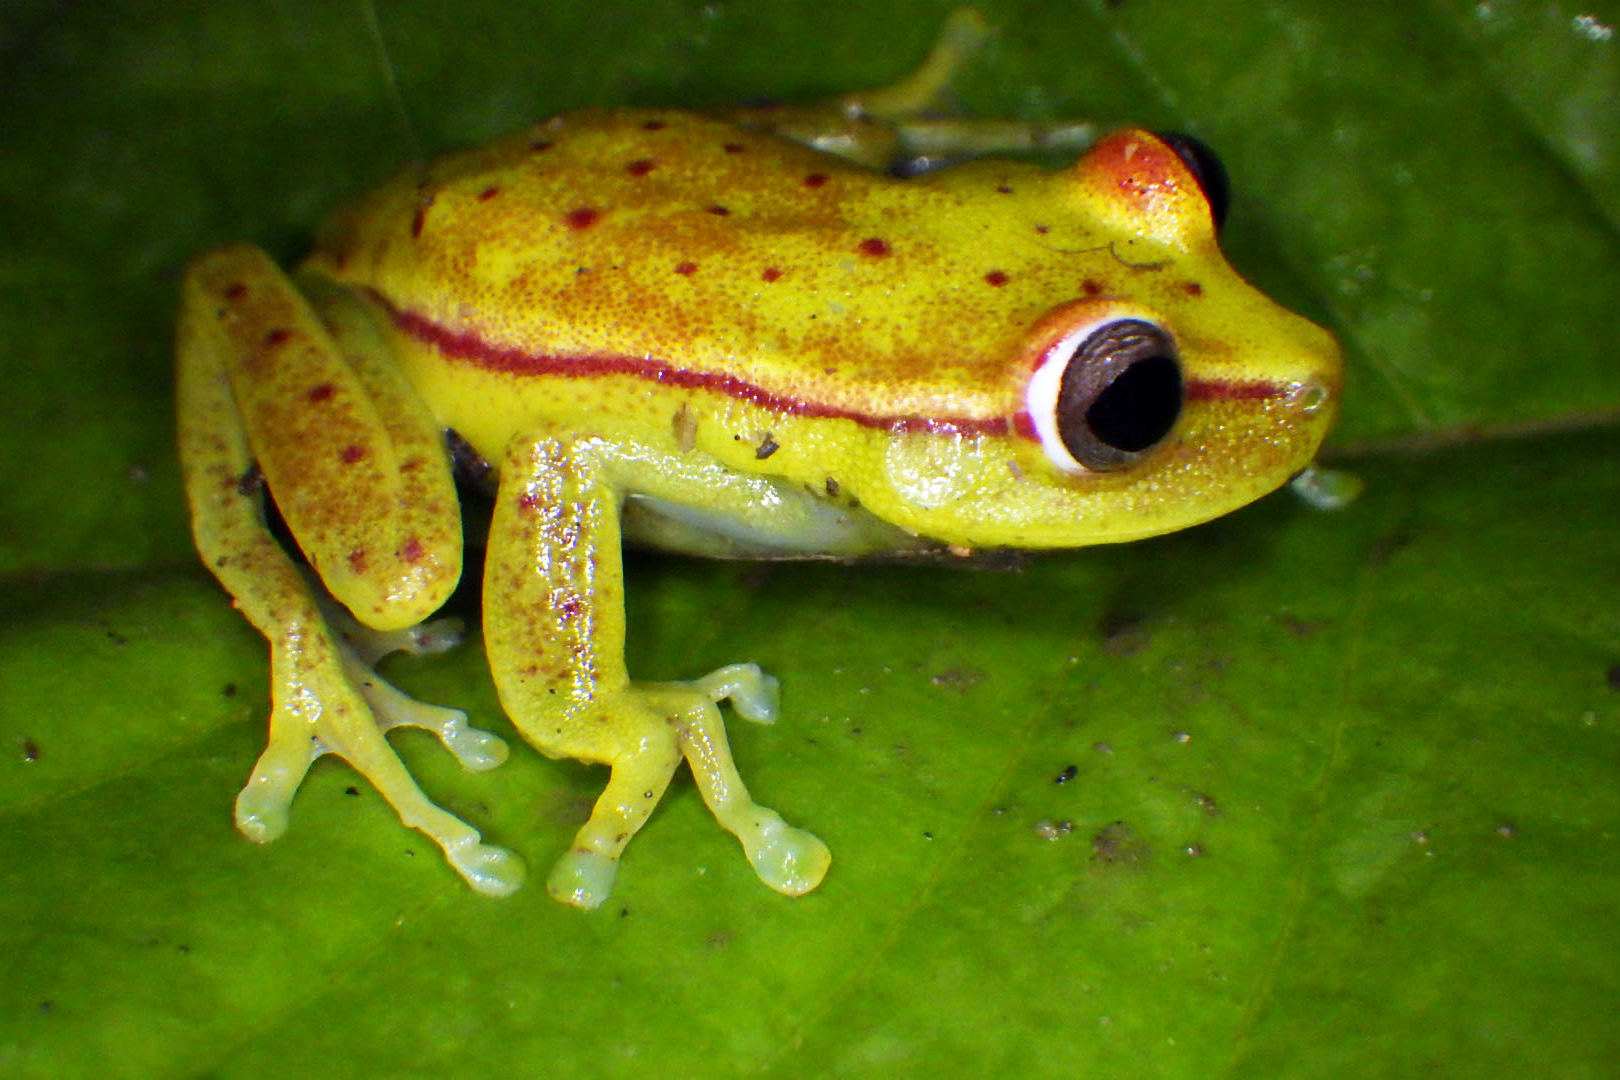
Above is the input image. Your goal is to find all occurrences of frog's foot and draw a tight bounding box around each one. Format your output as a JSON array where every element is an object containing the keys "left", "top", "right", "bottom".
[
  {"left": 234, "top": 617, "right": 523, "bottom": 898},
  {"left": 538, "top": 664, "right": 826, "bottom": 909},
  {"left": 653, "top": 666, "right": 830, "bottom": 896},
  {"left": 320, "top": 599, "right": 508, "bottom": 771}
]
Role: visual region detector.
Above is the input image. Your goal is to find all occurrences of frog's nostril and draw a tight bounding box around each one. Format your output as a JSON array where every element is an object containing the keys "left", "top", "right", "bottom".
[{"left": 1291, "top": 379, "right": 1331, "bottom": 415}]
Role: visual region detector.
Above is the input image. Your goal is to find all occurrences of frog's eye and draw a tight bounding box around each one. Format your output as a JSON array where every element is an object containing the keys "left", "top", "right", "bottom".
[
  {"left": 1026, "top": 318, "right": 1183, "bottom": 473},
  {"left": 1152, "top": 131, "right": 1230, "bottom": 232}
]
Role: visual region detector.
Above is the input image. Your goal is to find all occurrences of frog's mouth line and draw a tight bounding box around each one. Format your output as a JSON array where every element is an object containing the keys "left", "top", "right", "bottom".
[{"left": 379, "top": 296, "right": 1290, "bottom": 437}]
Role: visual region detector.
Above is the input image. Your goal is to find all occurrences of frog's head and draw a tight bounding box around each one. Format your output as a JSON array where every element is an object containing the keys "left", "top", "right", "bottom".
[
  {"left": 880, "top": 129, "right": 1341, "bottom": 549},
  {"left": 1020, "top": 129, "right": 1338, "bottom": 544}
]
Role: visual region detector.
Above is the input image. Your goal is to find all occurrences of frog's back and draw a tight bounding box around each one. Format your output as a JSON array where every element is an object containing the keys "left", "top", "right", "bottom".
[{"left": 305, "top": 108, "right": 1128, "bottom": 429}]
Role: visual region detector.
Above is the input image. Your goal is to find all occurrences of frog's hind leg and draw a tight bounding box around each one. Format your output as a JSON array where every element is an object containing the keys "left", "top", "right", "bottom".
[
  {"left": 177, "top": 245, "right": 522, "bottom": 896},
  {"left": 483, "top": 433, "right": 830, "bottom": 909},
  {"left": 649, "top": 667, "right": 830, "bottom": 896}
]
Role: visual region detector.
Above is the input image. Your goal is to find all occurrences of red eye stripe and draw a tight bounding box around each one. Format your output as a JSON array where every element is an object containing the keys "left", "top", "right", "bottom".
[
  {"left": 1184, "top": 379, "right": 1287, "bottom": 401},
  {"left": 378, "top": 301, "right": 1290, "bottom": 433}
]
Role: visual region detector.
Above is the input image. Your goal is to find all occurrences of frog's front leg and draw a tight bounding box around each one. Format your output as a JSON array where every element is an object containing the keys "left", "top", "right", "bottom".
[
  {"left": 176, "top": 244, "right": 522, "bottom": 896},
  {"left": 727, "top": 8, "right": 1094, "bottom": 171},
  {"left": 484, "top": 431, "right": 831, "bottom": 909}
]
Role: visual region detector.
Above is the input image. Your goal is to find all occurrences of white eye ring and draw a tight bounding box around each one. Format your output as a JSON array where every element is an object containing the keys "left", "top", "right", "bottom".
[{"left": 1025, "top": 316, "right": 1184, "bottom": 474}]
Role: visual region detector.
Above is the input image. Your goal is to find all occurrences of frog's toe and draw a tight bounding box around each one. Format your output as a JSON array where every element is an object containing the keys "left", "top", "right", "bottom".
[
  {"left": 1289, "top": 463, "right": 1364, "bottom": 511},
  {"left": 233, "top": 793, "right": 289, "bottom": 845},
  {"left": 330, "top": 605, "right": 465, "bottom": 665},
  {"left": 336, "top": 630, "right": 510, "bottom": 772},
  {"left": 362, "top": 683, "right": 510, "bottom": 771},
  {"left": 546, "top": 849, "right": 619, "bottom": 910},
  {"left": 440, "top": 722, "right": 509, "bottom": 772},
  {"left": 694, "top": 662, "right": 781, "bottom": 725},
  {"left": 233, "top": 737, "right": 312, "bottom": 843},
  {"left": 400, "top": 615, "right": 466, "bottom": 655},
  {"left": 447, "top": 839, "right": 526, "bottom": 898},
  {"left": 743, "top": 813, "right": 831, "bottom": 897}
]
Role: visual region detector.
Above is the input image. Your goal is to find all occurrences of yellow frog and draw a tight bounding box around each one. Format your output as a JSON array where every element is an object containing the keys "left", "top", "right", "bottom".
[{"left": 176, "top": 11, "right": 1340, "bottom": 909}]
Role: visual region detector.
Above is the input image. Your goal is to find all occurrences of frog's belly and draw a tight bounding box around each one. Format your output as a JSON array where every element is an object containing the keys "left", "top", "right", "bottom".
[{"left": 621, "top": 485, "right": 937, "bottom": 560}]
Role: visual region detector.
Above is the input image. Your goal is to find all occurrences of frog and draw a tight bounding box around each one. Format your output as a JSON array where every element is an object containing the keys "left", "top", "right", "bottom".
[{"left": 175, "top": 10, "right": 1340, "bottom": 910}]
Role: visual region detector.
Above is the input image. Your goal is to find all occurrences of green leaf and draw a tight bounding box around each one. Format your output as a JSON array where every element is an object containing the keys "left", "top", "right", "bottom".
[{"left": 2, "top": 1, "right": 1616, "bottom": 1077}]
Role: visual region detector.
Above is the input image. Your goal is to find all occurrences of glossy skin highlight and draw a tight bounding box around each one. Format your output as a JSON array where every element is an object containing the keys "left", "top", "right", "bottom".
[{"left": 176, "top": 11, "right": 1340, "bottom": 907}]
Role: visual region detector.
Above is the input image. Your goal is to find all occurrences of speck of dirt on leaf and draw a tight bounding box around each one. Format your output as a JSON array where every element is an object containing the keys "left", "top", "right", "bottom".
[
  {"left": 1033, "top": 818, "right": 1074, "bottom": 840},
  {"left": 1276, "top": 613, "right": 1320, "bottom": 638},
  {"left": 1100, "top": 609, "right": 1150, "bottom": 657},
  {"left": 930, "top": 666, "right": 985, "bottom": 690},
  {"left": 1090, "top": 820, "right": 1144, "bottom": 865},
  {"left": 1367, "top": 526, "right": 1417, "bottom": 566}
]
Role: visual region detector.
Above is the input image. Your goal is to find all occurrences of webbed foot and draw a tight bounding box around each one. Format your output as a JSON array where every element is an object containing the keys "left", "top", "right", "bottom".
[{"left": 236, "top": 606, "right": 523, "bottom": 897}]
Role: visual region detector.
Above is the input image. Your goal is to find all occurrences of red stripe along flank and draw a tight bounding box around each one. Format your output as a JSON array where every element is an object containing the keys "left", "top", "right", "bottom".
[{"left": 385, "top": 301, "right": 1284, "bottom": 435}]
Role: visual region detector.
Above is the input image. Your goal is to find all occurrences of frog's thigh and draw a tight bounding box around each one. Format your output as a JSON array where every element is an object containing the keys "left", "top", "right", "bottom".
[
  {"left": 189, "top": 244, "right": 462, "bottom": 631},
  {"left": 176, "top": 246, "right": 520, "bottom": 896},
  {"left": 484, "top": 432, "right": 830, "bottom": 909}
]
